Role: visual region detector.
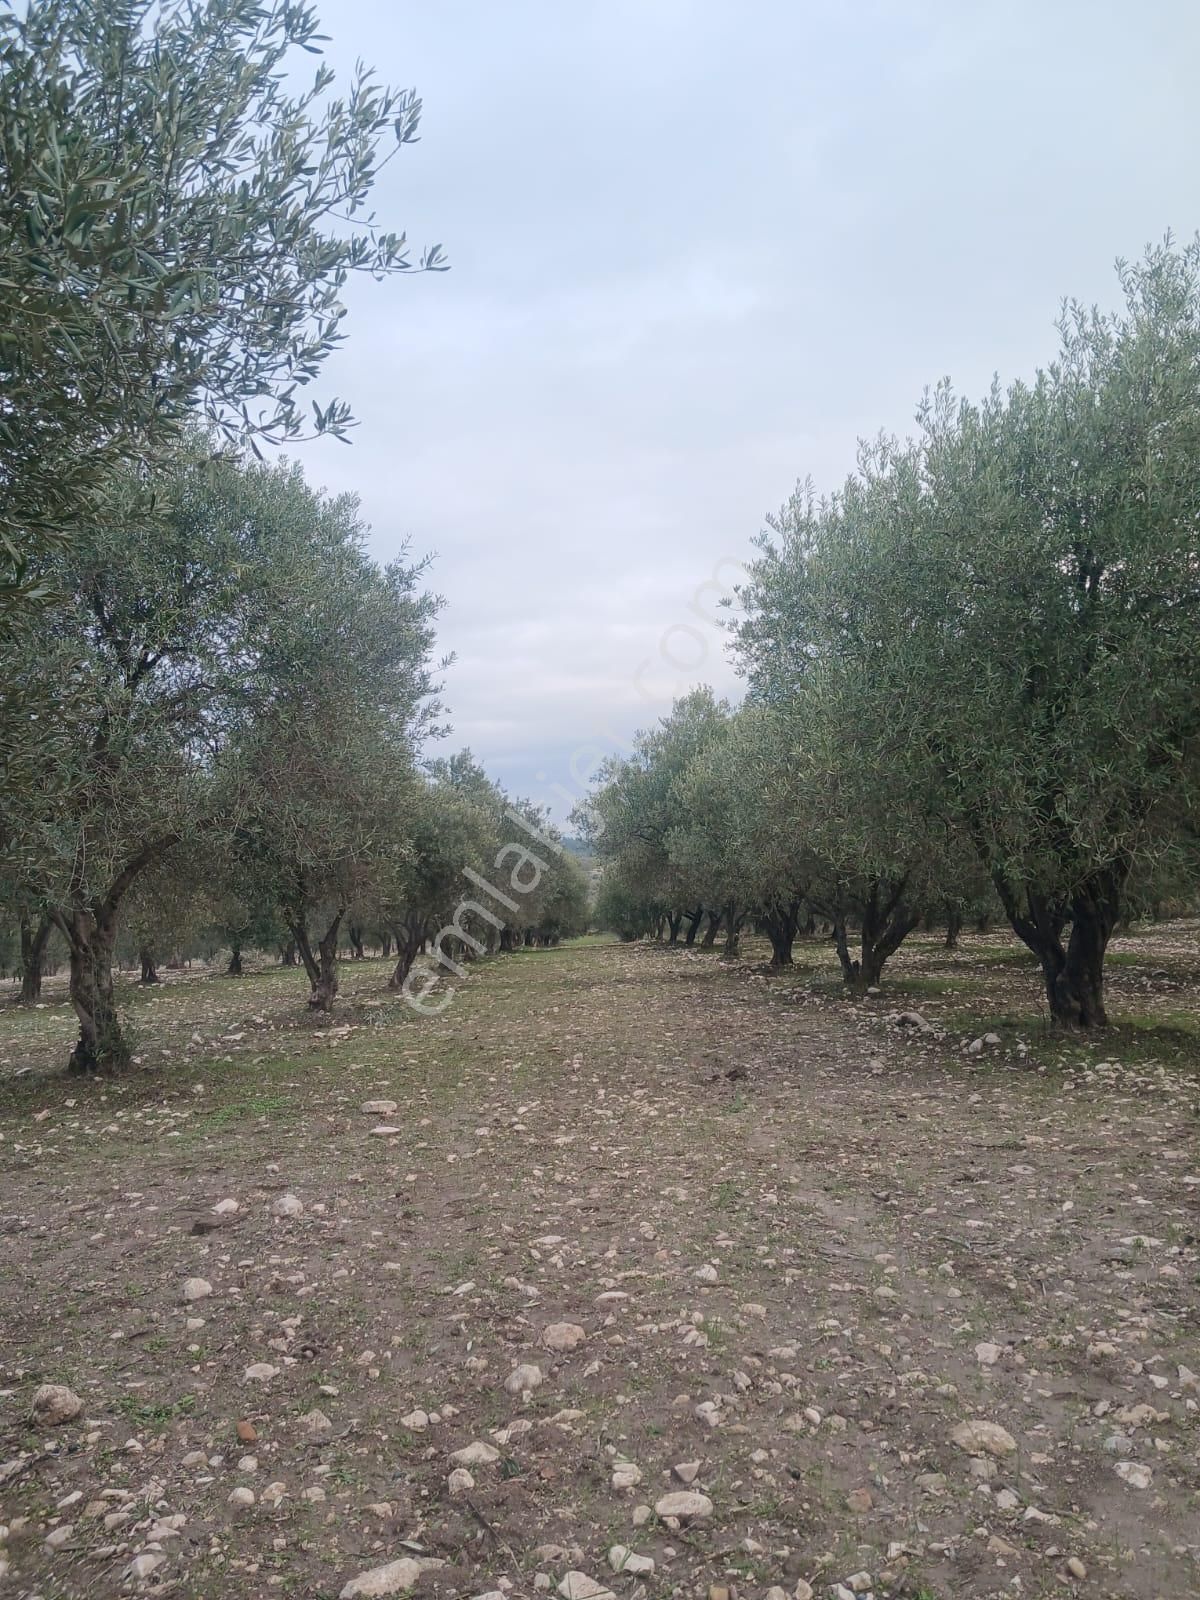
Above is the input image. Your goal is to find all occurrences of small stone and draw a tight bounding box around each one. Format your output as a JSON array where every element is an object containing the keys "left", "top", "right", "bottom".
[
  {"left": 1067, "top": 1557, "right": 1087, "bottom": 1579},
  {"left": 243, "top": 1362, "right": 279, "bottom": 1382},
  {"left": 793, "top": 1585, "right": 814, "bottom": 1600},
  {"left": 450, "top": 1441, "right": 500, "bottom": 1465},
  {"left": 45, "top": 1523, "right": 74, "bottom": 1548},
  {"left": 505, "top": 1363, "right": 544, "bottom": 1395},
  {"left": 975, "top": 1341, "right": 1001, "bottom": 1366},
  {"left": 672, "top": 1460, "right": 701, "bottom": 1484},
  {"left": 339, "top": 1557, "right": 445, "bottom": 1598},
  {"left": 362, "top": 1100, "right": 399, "bottom": 1114},
  {"left": 228, "top": 1486, "right": 255, "bottom": 1507},
  {"left": 129, "top": 1551, "right": 167, "bottom": 1579},
  {"left": 238, "top": 1454, "right": 258, "bottom": 1472},
  {"left": 557, "top": 1574, "right": 616, "bottom": 1600},
  {"left": 951, "top": 1418, "right": 1017, "bottom": 1456},
  {"left": 542, "top": 1322, "right": 587, "bottom": 1352},
  {"left": 1114, "top": 1460, "right": 1151, "bottom": 1489},
  {"left": 31, "top": 1384, "right": 83, "bottom": 1425},
  {"left": 846, "top": 1486, "right": 873, "bottom": 1513},
  {"left": 298, "top": 1408, "right": 333, "bottom": 1434},
  {"left": 213, "top": 1198, "right": 239, "bottom": 1215},
  {"left": 654, "top": 1491, "right": 713, "bottom": 1521},
  {"left": 181, "top": 1277, "right": 212, "bottom": 1303},
  {"left": 272, "top": 1193, "right": 303, "bottom": 1218},
  {"left": 400, "top": 1409, "right": 429, "bottom": 1430},
  {"left": 237, "top": 1419, "right": 258, "bottom": 1442},
  {"left": 845, "top": 1577, "right": 873, "bottom": 1596},
  {"left": 631, "top": 1504, "right": 651, "bottom": 1526},
  {"left": 694, "top": 1264, "right": 718, "bottom": 1283},
  {"left": 448, "top": 1468, "right": 475, "bottom": 1496},
  {"left": 608, "top": 1545, "right": 654, "bottom": 1576},
  {"left": 611, "top": 1462, "right": 642, "bottom": 1490}
]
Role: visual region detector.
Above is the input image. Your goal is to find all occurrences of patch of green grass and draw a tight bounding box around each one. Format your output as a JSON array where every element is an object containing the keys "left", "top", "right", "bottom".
[{"left": 114, "top": 1392, "right": 196, "bottom": 1429}]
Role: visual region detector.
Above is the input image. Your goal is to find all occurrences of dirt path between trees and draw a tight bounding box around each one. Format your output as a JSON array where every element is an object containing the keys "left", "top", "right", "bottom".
[{"left": 1, "top": 935, "right": 1197, "bottom": 1599}]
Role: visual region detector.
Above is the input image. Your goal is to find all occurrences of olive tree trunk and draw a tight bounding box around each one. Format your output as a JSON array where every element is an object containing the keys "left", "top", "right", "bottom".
[
  {"left": 290, "top": 910, "right": 344, "bottom": 1012},
  {"left": 19, "top": 914, "right": 52, "bottom": 1004},
  {"left": 994, "top": 864, "right": 1124, "bottom": 1028},
  {"left": 833, "top": 878, "right": 920, "bottom": 991},
  {"left": 56, "top": 909, "right": 130, "bottom": 1073}
]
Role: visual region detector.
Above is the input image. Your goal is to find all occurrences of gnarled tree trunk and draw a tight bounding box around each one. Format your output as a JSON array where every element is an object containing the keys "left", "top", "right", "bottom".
[
  {"left": 348, "top": 924, "right": 366, "bottom": 960},
  {"left": 683, "top": 906, "right": 703, "bottom": 946},
  {"left": 280, "top": 940, "right": 297, "bottom": 967},
  {"left": 834, "top": 878, "right": 920, "bottom": 991},
  {"left": 722, "top": 900, "right": 742, "bottom": 957},
  {"left": 290, "top": 910, "right": 344, "bottom": 1013},
  {"left": 700, "top": 909, "right": 722, "bottom": 948},
  {"left": 994, "top": 864, "right": 1124, "bottom": 1028},
  {"left": 666, "top": 911, "right": 683, "bottom": 945},
  {"left": 761, "top": 901, "right": 799, "bottom": 967},
  {"left": 19, "top": 914, "right": 52, "bottom": 1004},
  {"left": 56, "top": 908, "right": 130, "bottom": 1073},
  {"left": 387, "top": 920, "right": 426, "bottom": 990},
  {"left": 944, "top": 907, "right": 963, "bottom": 949},
  {"left": 226, "top": 939, "right": 244, "bottom": 976},
  {"left": 139, "top": 947, "right": 159, "bottom": 984}
]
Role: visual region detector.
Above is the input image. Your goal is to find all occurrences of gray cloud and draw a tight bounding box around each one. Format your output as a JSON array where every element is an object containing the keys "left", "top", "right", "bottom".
[{"left": 293, "top": 0, "right": 1200, "bottom": 817}]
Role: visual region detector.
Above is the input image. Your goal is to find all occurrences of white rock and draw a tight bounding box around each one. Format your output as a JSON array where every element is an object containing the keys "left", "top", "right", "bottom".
[
  {"left": 1114, "top": 1460, "right": 1152, "bottom": 1489},
  {"left": 793, "top": 1584, "right": 814, "bottom": 1600},
  {"left": 845, "top": 1573, "right": 873, "bottom": 1593},
  {"left": 671, "top": 1460, "right": 701, "bottom": 1484},
  {"left": 181, "top": 1277, "right": 212, "bottom": 1303},
  {"left": 272, "top": 1193, "right": 303, "bottom": 1218},
  {"left": 45, "top": 1523, "right": 74, "bottom": 1548},
  {"left": 362, "top": 1100, "right": 399, "bottom": 1114},
  {"left": 693, "top": 1264, "right": 719, "bottom": 1283},
  {"left": 243, "top": 1362, "right": 279, "bottom": 1382},
  {"left": 31, "top": 1384, "right": 83, "bottom": 1425},
  {"left": 557, "top": 1574, "right": 616, "bottom": 1600},
  {"left": 608, "top": 1545, "right": 654, "bottom": 1575},
  {"left": 504, "top": 1363, "right": 544, "bottom": 1395},
  {"left": 299, "top": 1408, "right": 332, "bottom": 1433},
  {"left": 611, "top": 1461, "right": 642, "bottom": 1490},
  {"left": 339, "top": 1557, "right": 445, "bottom": 1598},
  {"left": 448, "top": 1467, "right": 475, "bottom": 1496},
  {"left": 542, "top": 1322, "right": 587, "bottom": 1352},
  {"left": 128, "top": 1551, "right": 167, "bottom": 1579},
  {"left": 951, "top": 1418, "right": 1017, "bottom": 1456},
  {"left": 400, "top": 1409, "right": 429, "bottom": 1430},
  {"left": 213, "top": 1198, "right": 239, "bottom": 1215},
  {"left": 654, "top": 1490, "right": 713, "bottom": 1521},
  {"left": 631, "top": 1504, "right": 651, "bottom": 1526},
  {"left": 450, "top": 1441, "right": 500, "bottom": 1465},
  {"left": 975, "top": 1341, "right": 1001, "bottom": 1366},
  {"left": 228, "top": 1486, "right": 255, "bottom": 1507}
]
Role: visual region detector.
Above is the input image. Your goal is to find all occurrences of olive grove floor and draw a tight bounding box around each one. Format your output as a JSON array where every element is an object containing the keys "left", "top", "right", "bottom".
[{"left": 0, "top": 928, "right": 1198, "bottom": 1600}]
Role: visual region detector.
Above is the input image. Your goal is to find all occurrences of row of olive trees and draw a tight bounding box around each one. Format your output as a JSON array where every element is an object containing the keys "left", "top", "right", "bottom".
[
  {"left": 0, "top": 441, "right": 589, "bottom": 1068},
  {"left": 583, "top": 241, "right": 1200, "bottom": 1027},
  {"left": 0, "top": 0, "right": 590, "bottom": 1071}
]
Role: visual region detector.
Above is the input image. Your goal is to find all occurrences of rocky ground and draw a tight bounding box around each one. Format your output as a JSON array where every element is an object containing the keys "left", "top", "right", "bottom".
[{"left": 0, "top": 927, "right": 1198, "bottom": 1600}]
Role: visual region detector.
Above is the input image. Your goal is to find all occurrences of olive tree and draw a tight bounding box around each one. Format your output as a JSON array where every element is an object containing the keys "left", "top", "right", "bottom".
[
  {"left": 904, "top": 242, "right": 1200, "bottom": 1024},
  {"left": 0, "top": 0, "right": 444, "bottom": 607},
  {"left": 0, "top": 445, "right": 441, "bottom": 1065}
]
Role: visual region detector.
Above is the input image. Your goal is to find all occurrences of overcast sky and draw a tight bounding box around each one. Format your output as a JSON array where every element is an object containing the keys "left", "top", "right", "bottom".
[{"left": 293, "top": 0, "right": 1200, "bottom": 822}]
